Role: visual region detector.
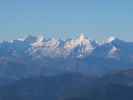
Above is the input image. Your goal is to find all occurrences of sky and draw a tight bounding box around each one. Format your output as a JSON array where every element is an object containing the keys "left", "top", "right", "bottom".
[{"left": 0, "top": 0, "right": 133, "bottom": 41}]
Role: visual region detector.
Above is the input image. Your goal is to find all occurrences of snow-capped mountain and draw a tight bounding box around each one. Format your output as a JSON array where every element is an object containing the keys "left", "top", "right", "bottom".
[
  {"left": 1, "top": 33, "right": 129, "bottom": 59},
  {"left": 28, "top": 33, "right": 98, "bottom": 58},
  {"left": 0, "top": 33, "right": 133, "bottom": 80},
  {"left": 64, "top": 33, "right": 97, "bottom": 58}
]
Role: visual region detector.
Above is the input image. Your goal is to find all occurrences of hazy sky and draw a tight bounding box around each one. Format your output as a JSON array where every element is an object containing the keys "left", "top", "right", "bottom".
[{"left": 0, "top": 0, "right": 133, "bottom": 41}]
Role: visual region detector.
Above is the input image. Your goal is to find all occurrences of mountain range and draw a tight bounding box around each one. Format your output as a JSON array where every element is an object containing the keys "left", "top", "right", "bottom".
[
  {"left": 0, "top": 34, "right": 133, "bottom": 80},
  {"left": 0, "top": 34, "right": 133, "bottom": 99}
]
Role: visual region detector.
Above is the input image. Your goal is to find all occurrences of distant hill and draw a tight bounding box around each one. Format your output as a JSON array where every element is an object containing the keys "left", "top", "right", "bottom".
[{"left": 0, "top": 70, "right": 133, "bottom": 100}]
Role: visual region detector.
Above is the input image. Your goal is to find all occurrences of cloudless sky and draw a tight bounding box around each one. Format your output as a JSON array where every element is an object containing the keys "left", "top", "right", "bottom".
[{"left": 0, "top": 0, "right": 133, "bottom": 41}]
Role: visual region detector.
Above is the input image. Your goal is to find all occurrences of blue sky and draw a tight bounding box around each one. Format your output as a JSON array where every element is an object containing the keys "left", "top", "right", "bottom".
[{"left": 0, "top": 0, "right": 133, "bottom": 41}]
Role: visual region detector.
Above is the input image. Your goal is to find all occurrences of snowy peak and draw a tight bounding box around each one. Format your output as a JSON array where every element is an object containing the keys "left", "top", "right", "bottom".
[
  {"left": 65, "top": 33, "right": 89, "bottom": 49},
  {"left": 105, "top": 36, "right": 116, "bottom": 43},
  {"left": 63, "top": 33, "right": 97, "bottom": 58},
  {"left": 78, "top": 33, "right": 87, "bottom": 43},
  {"left": 32, "top": 35, "right": 45, "bottom": 48},
  {"left": 76, "top": 33, "right": 91, "bottom": 44},
  {"left": 36, "top": 35, "right": 45, "bottom": 43}
]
